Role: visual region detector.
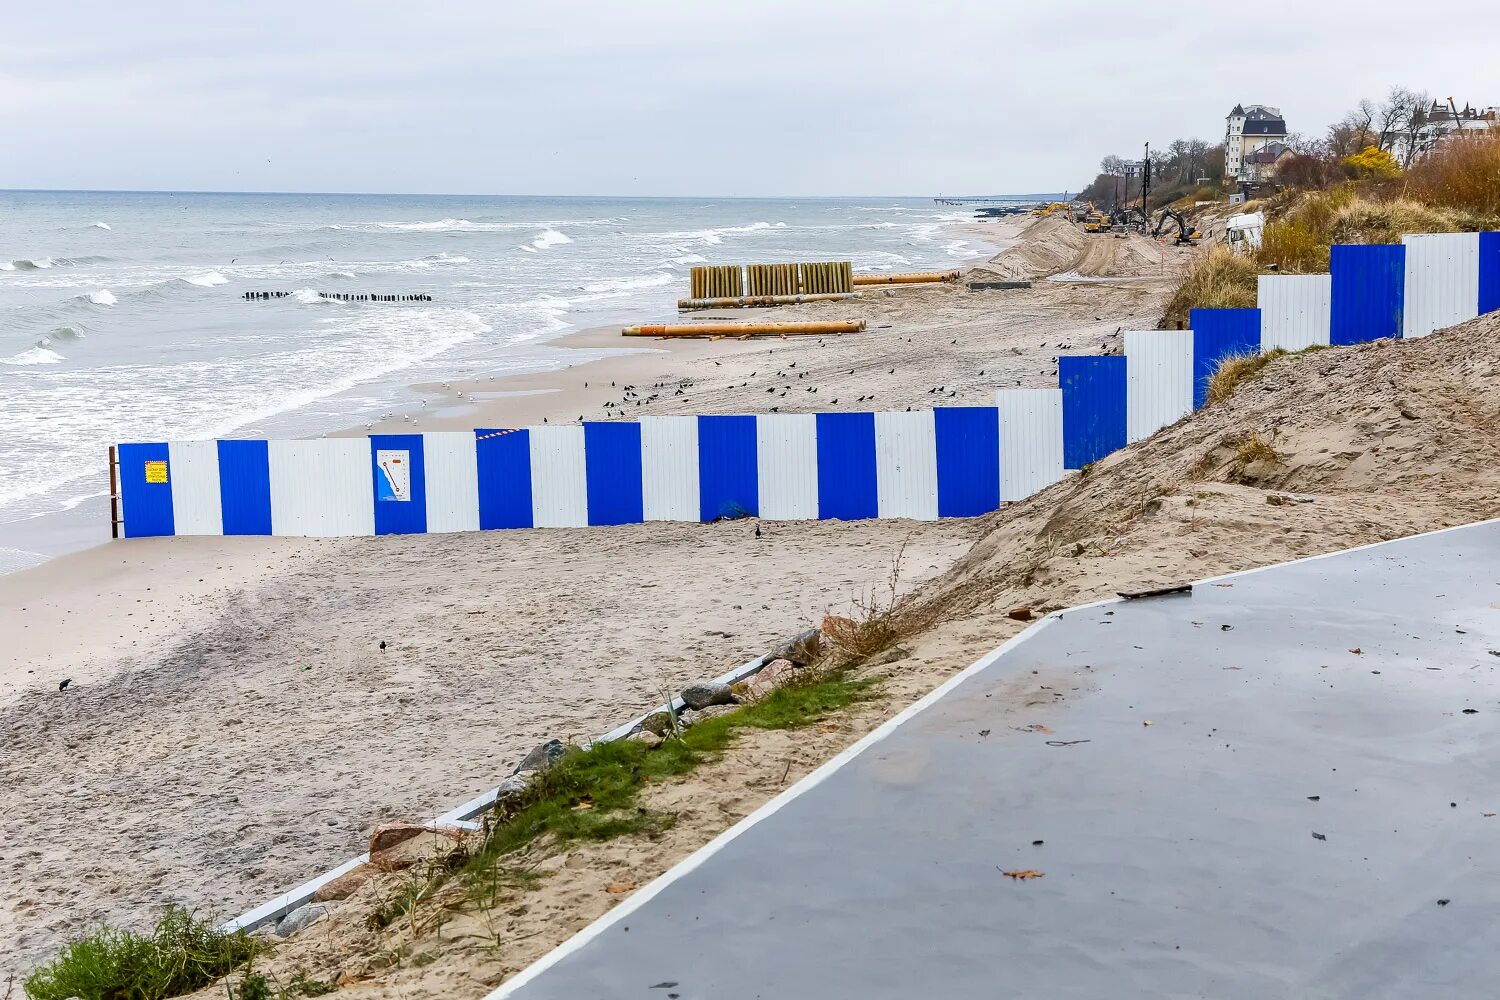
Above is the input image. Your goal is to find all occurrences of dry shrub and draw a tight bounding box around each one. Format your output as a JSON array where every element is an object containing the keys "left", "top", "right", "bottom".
[
  {"left": 1161, "top": 246, "right": 1258, "bottom": 329},
  {"left": 1406, "top": 133, "right": 1500, "bottom": 217},
  {"left": 1259, "top": 218, "right": 1330, "bottom": 272},
  {"left": 1328, "top": 197, "right": 1465, "bottom": 245},
  {"left": 1205, "top": 349, "right": 1287, "bottom": 405},
  {"left": 1230, "top": 432, "right": 1288, "bottom": 475}
]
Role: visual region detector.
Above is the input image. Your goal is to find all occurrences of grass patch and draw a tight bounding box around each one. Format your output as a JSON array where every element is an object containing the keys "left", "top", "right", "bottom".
[
  {"left": 1231, "top": 432, "right": 1288, "bottom": 472},
  {"left": 1205, "top": 349, "right": 1285, "bottom": 405},
  {"left": 370, "top": 665, "right": 882, "bottom": 931},
  {"left": 24, "top": 906, "right": 262, "bottom": 1000}
]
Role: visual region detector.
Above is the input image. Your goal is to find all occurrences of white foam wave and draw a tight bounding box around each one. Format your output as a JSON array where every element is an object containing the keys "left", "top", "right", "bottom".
[
  {"left": 87, "top": 289, "right": 117, "bottom": 305},
  {"left": 530, "top": 229, "right": 571, "bottom": 250},
  {"left": 329, "top": 270, "right": 356, "bottom": 279},
  {"left": 375, "top": 217, "right": 614, "bottom": 233},
  {"left": 4, "top": 257, "right": 56, "bottom": 271},
  {"left": 423, "top": 252, "right": 470, "bottom": 264},
  {"left": 582, "top": 272, "right": 673, "bottom": 294},
  {"left": 92, "top": 221, "right": 112, "bottom": 230},
  {"left": 184, "top": 271, "right": 228, "bottom": 287},
  {"left": 663, "top": 221, "right": 776, "bottom": 246},
  {"left": 3, "top": 347, "right": 65, "bottom": 366},
  {"left": 671, "top": 253, "right": 708, "bottom": 265},
  {"left": 292, "top": 288, "right": 343, "bottom": 304}
]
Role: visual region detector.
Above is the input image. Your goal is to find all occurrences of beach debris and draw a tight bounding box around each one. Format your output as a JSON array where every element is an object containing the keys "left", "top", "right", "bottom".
[
  {"left": 999, "top": 869, "right": 1045, "bottom": 880},
  {"left": 312, "top": 864, "right": 376, "bottom": 903},
  {"left": 606, "top": 882, "right": 636, "bottom": 894},
  {"left": 681, "top": 681, "right": 736, "bottom": 711},
  {"left": 57, "top": 678, "right": 71, "bottom": 692},
  {"left": 770, "top": 629, "right": 823, "bottom": 666},
  {"left": 1007, "top": 606, "right": 1034, "bottom": 622},
  {"left": 1312, "top": 831, "right": 1327, "bottom": 841},
  {"left": 1045, "top": 739, "right": 1090, "bottom": 747},
  {"left": 513, "top": 739, "right": 568, "bottom": 775},
  {"left": 1119, "top": 583, "right": 1193, "bottom": 600},
  {"left": 1307, "top": 795, "right": 1321, "bottom": 801},
  {"left": 1349, "top": 647, "right": 1362, "bottom": 655},
  {"left": 1438, "top": 899, "right": 1451, "bottom": 906},
  {"left": 275, "top": 902, "right": 334, "bottom": 938}
]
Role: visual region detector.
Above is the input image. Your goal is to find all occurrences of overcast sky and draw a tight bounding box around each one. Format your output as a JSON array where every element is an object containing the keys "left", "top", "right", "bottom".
[{"left": 2, "top": 0, "right": 1495, "bottom": 197}]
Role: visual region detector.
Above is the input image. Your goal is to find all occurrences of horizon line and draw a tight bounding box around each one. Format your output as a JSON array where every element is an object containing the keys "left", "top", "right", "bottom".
[{"left": 0, "top": 187, "right": 1067, "bottom": 201}]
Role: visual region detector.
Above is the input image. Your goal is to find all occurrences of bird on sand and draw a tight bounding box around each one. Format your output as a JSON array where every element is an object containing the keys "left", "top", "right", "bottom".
[
  {"left": 59, "top": 678, "right": 72, "bottom": 691},
  {"left": 379, "top": 641, "right": 387, "bottom": 652},
  {"left": 755, "top": 524, "right": 762, "bottom": 538}
]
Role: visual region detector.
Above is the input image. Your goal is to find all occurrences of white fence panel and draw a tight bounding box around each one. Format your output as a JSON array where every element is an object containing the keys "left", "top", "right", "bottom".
[
  {"left": 422, "top": 432, "right": 479, "bottom": 533},
  {"left": 1257, "top": 274, "right": 1331, "bottom": 352},
  {"left": 755, "top": 413, "right": 818, "bottom": 520},
  {"left": 529, "top": 426, "right": 588, "bottom": 528},
  {"left": 996, "top": 388, "right": 1064, "bottom": 501},
  {"left": 167, "top": 440, "right": 223, "bottom": 535},
  {"left": 640, "top": 416, "right": 699, "bottom": 521},
  {"left": 268, "top": 439, "right": 374, "bottom": 537},
  {"left": 1124, "top": 331, "right": 1193, "bottom": 443},
  {"left": 873, "top": 410, "right": 938, "bottom": 520},
  {"left": 1403, "top": 232, "right": 1479, "bottom": 339}
]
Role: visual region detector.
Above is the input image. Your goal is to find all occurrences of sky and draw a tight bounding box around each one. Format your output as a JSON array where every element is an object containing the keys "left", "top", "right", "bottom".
[{"left": 2, "top": 0, "right": 1496, "bottom": 197}]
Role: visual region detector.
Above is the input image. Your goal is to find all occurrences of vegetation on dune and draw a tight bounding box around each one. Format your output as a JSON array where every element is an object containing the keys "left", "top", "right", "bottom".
[
  {"left": 23, "top": 907, "right": 261, "bottom": 1000},
  {"left": 1161, "top": 247, "right": 1259, "bottom": 329}
]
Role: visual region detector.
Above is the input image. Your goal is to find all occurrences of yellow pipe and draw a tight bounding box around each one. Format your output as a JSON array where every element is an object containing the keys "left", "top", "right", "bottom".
[
  {"left": 623, "top": 320, "right": 866, "bottom": 337},
  {"left": 851, "top": 270, "right": 962, "bottom": 285},
  {"left": 677, "top": 292, "right": 860, "bottom": 310}
]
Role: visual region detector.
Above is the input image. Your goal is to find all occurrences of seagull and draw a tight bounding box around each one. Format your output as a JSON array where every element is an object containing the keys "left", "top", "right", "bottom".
[
  {"left": 755, "top": 524, "right": 762, "bottom": 538},
  {"left": 59, "top": 678, "right": 72, "bottom": 691},
  {"left": 378, "top": 641, "right": 387, "bottom": 652}
]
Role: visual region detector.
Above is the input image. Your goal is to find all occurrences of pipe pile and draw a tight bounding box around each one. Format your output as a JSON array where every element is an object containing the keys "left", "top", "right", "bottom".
[
  {"left": 623, "top": 320, "right": 866, "bottom": 338},
  {"left": 677, "top": 292, "right": 859, "bottom": 310},
  {"left": 850, "top": 270, "right": 962, "bottom": 285}
]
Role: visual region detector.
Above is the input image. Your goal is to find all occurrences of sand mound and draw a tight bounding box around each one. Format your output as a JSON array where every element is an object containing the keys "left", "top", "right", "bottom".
[
  {"left": 965, "top": 216, "right": 1173, "bottom": 283},
  {"left": 913, "top": 312, "right": 1500, "bottom": 621}
]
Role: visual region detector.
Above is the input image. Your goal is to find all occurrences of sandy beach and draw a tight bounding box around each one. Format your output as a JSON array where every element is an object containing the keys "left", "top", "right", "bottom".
[{"left": 2, "top": 214, "right": 1174, "bottom": 978}]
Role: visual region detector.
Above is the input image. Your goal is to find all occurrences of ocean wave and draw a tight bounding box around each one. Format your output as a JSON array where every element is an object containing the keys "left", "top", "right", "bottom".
[
  {"left": 86, "top": 289, "right": 117, "bottom": 305},
  {"left": 670, "top": 253, "right": 707, "bottom": 265},
  {"left": 3, "top": 347, "right": 65, "bottom": 366},
  {"left": 529, "top": 229, "right": 571, "bottom": 250},
  {"left": 3, "top": 257, "right": 56, "bottom": 271},
  {"left": 184, "top": 271, "right": 228, "bottom": 287},
  {"left": 374, "top": 217, "right": 615, "bottom": 233},
  {"left": 422, "top": 252, "right": 470, "bottom": 264},
  {"left": 582, "top": 272, "right": 673, "bottom": 294},
  {"left": 329, "top": 270, "right": 357, "bottom": 279},
  {"left": 291, "top": 288, "right": 344, "bottom": 304},
  {"left": 92, "top": 221, "right": 112, "bottom": 230},
  {"left": 48, "top": 325, "right": 85, "bottom": 341},
  {"left": 663, "top": 221, "right": 777, "bottom": 246}
]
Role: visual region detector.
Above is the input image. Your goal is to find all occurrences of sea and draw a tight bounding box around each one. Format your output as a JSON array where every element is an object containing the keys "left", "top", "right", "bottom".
[{"left": 0, "top": 190, "right": 1034, "bottom": 573}]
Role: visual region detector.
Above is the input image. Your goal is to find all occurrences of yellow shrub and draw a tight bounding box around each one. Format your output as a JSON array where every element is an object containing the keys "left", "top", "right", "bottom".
[{"left": 1343, "top": 146, "right": 1401, "bottom": 180}]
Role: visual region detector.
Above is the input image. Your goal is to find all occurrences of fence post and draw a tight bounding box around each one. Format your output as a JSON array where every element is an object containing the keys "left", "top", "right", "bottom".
[{"left": 108, "top": 445, "right": 121, "bottom": 539}]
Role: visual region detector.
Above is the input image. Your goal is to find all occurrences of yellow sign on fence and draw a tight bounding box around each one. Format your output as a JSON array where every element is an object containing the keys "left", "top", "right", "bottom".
[{"left": 144, "top": 460, "right": 168, "bottom": 484}]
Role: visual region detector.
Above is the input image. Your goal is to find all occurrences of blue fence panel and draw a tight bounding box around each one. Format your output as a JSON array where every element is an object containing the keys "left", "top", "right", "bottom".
[
  {"left": 118, "top": 442, "right": 175, "bottom": 538},
  {"left": 1059, "top": 356, "right": 1126, "bottom": 470},
  {"left": 1191, "top": 308, "right": 1262, "bottom": 408},
  {"left": 697, "top": 415, "right": 758, "bottom": 520},
  {"left": 1481, "top": 232, "right": 1500, "bottom": 316},
  {"left": 933, "top": 406, "right": 1000, "bottom": 517},
  {"left": 475, "top": 429, "right": 533, "bottom": 529},
  {"left": 370, "top": 434, "right": 427, "bottom": 535},
  {"left": 1330, "top": 243, "right": 1405, "bottom": 345},
  {"left": 583, "top": 422, "right": 644, "bottom": 526},
  {"left": 217, "top": 439, "right": 272, "bottom": 535},
  {"left": 815, "top": 412, "right": 878, "bottom": 521}
]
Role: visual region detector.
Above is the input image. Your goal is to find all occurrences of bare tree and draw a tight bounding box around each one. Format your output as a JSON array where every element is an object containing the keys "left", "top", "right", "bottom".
[{"left": 1099, "top": 154, "right": 1127, "bottom": 176}]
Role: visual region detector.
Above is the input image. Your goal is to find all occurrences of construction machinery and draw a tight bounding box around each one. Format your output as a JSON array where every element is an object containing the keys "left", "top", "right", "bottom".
[
  {"left": 1030, "top": 201, "right": 1072, "bottom": 218},
  {"left": 1151, "top": 208, "right": 1202, "bottom": 245},
  {"left": 1224, "top": 211, "right": 1266, "bottom": 255}
]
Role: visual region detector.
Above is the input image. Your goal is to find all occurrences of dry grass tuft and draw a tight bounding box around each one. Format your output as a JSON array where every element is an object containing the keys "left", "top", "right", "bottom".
[
  {"left": 1230, "top": 432, "right": 1288, "bottom": 473},
  {"left": 1205, "top": 349, "right": 1287, "bottom": 405},
  {"left": 1407, "top": 133, "right": 1500, "bottom": 217},
  {"left": 1161, "top": 246, "right": 1259, "bottom": 329}
]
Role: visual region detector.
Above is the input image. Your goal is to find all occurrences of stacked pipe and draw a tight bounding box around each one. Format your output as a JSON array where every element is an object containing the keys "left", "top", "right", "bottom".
[
  {"left": 799, "top": 261, "right": 854, "bottom": 294},
  {"left": 690, "top": 265, "right": 743, "bottom": 299},
  {"left": 677, "top": 292, "right": 858, "bottom": 310},
  {"left": 851, "top": 270, "right": 962, "bottom": 286},
  {"left": 747, "top": 263, "right": 800, "bottom": 297}
]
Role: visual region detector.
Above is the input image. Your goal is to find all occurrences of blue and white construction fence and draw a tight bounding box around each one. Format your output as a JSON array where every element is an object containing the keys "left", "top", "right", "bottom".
[{"left": 116, "top": 231, "right": 1500, "bottom": 538}]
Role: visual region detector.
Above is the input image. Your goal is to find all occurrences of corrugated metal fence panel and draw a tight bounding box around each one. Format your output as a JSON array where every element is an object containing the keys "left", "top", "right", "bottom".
[
  {"left": 583, "top": 421, "right": 644, "bottom": 526},
  {"left": 217, "top": 440, "right": 272, "bottom": 535},
  {"left": 698, "top": 415, "right": 759, "bottom": 521},
  {"left": 422, "top": 432, "right": 480, "bottom": 534},
  {"left": 528, "top": 425, "right": 588, "bottom": 528},
  {"left": 1059, "top": 356, "right": 1126, "bottom": 469},
  {"left": 1402, "top": 232, "right": 1480, "bottom": 339},
  {"left": 371, "top": 433, "right": 426, "bottom": 536},
  {"left": 268, "top": 438, "right": 374, "bottom": 537},
  {"left": 1257, "top": 274, "right": 1332, "bottom": 351},
  {"left": 167, "top": 440, "right": 223, "bottom": 535},
  {"left": 755, "top": 413, "right": 818, "bottom": 520},
  {"left": 475, "top": 429, "right": 532, "bottom": 529},
  {"left": 1124, "top": 330, "right": 1193, "bottom": 443},
  {"left": 996, "top": 388, "right": 1063, "bottom": 502},
  {"left": 1481, "top": 233, "right": 1500, "bottom": 315},
  {"left": 640, "top": 415, "right": 698, "bottom": 521},
  {"left": 933, "top": 406, "right": 1000, "bottom": 518},
  {"left": 1330, "top": 243, "right": 1405, "bottom": 345},
  {"left": 815, "top": 412, "right": 878, "bottom": 521},
  {"left": 118, "top": 441, "right": 174, "bottom": 538},
  {"left": 1190, "top": 308, "right": 1261, "bottom": 408},
  {"left": 873, "top": 410, "right": 938, "bottom": 521}
]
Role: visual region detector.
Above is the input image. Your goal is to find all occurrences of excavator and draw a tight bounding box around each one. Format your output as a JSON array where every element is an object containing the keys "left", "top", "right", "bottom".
[{"left": 1151, "top": 208, "right": 1202, "bottom": 245}]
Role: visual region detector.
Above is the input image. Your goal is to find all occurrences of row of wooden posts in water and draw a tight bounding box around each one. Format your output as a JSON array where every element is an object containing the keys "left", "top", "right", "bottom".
[{"left": 242, "top": 291, "right": 433, "bottom": 302}]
